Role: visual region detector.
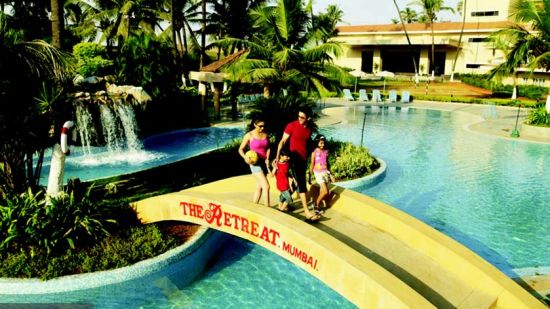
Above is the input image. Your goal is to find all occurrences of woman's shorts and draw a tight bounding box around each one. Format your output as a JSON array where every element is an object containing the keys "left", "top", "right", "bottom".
[
  {"left": 249, "top": 164, "right": 263, "bottom": 174},
  {"left": 314, "top": 171, "right": 330, "bottom": 184}
]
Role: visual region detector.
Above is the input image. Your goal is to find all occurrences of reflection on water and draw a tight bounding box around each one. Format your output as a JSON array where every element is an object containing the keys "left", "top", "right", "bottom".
[
  {"left": 323, "top": 106, "right": 550, "bottom": 275},
  {"left": 39, "top": 127, "right": 243, "bottom": 185}
]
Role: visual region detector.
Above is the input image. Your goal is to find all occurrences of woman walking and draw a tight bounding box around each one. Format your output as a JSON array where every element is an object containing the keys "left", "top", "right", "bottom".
[{"left": 239, "top": 118, "right": 271, "bottom": 207}]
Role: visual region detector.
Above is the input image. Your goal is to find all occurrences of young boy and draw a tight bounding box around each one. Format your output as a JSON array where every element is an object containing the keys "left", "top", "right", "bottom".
[{"left": 272, "top": 150, "right": 294, "bottom": 212}]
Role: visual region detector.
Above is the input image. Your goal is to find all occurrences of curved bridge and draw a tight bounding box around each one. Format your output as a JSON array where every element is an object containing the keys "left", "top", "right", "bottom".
[{"left": 134, "top": 175, "right": 544, "bottom": 308}]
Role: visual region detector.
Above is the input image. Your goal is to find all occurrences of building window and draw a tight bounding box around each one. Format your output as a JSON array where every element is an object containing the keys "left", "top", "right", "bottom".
[
  {"left": 468, "top": 37, "right": 490, "bottom": 43},
  {"left": 471, "top": 11, "right": 499, "bottom": 17},
  {"left": 466, "top": 64, "right": 481, "bottom": 69}
]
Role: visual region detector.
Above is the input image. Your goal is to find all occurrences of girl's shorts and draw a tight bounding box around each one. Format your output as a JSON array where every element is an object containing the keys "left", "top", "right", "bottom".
[{"left": 314, "top": 171, "right": 330, "bottom": 184}]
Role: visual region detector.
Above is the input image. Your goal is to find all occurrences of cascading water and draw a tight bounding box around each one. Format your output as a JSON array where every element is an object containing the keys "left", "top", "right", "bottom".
[
  {"left": 116, "top": 103, "right": 142, "bottom": 151},
  {"left": 75, "top": 105, "right": 97, "bottom": 156},
  {"left": 72, "top": 100, "right": 164, "bottom": 167}
]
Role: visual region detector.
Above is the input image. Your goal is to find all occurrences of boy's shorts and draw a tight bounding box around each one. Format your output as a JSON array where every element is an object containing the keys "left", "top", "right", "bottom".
[{"left": 279, "top": 190, "right": 292, "bottom": 204}]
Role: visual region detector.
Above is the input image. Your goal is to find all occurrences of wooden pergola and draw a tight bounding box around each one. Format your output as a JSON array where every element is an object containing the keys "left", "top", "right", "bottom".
[{"left": 189, "top": 49, "right": 248, "bottom": 119}]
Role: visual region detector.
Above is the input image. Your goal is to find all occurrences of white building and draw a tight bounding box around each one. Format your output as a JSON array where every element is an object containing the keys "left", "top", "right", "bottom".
[{"left": 331, "top": 0, "right": 546, "bottom": 84}]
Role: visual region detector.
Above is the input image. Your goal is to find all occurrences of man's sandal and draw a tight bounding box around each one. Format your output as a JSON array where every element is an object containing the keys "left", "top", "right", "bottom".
[{"left": 305, "top": 213, "right": 321, "bottom": 223}]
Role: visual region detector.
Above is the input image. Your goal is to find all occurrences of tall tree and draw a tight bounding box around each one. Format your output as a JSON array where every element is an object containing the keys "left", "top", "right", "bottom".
[
  {"left": 218, "top": 0, "right": 349, "bottom": 98},
  {"left": 392, "top": 7, "right": 419, "bottom": 24},
  {"left": 490, "top": 0, "right": 550, "bottom": 80},
  {"left": 450, "top": 0, "right": 467, "bottom": 81},
  {"left": 409, "top": 0, "right": 454, "bottom": 75},
  {"left": 393, "top": 0, "right": 418, "bottom": 78},
  {"left": 50, "top": 0, "right": 64, "bottom": 49},
  {"left": 311, "top": 4, "right": 343, "bottom": 44}
]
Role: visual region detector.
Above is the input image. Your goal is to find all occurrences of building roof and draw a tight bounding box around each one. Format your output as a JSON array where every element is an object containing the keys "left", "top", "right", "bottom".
[
  {"left": 200, "top": 49, "right": 248, "bottom": 72},
  {"left": 336, "top": 21, "right": 514, "bottom": 34}
]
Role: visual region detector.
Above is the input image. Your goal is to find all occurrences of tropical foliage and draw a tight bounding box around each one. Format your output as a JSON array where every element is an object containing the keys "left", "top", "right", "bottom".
[
  {"left": 0, "top": 220, "right": 183, "bottom": 279},
  {"left": 526, "top": 106, "right": 550, "bottom": 127},
  {"left": 73, "top": 42, "right": 114, "bottom": 77},
  {"left": 489, "top": 0, "right": 550, "bottom": 78},
  {"left": 0, "top": 185, "right": 131, "bottom": 257},
  {"left": 326, "top": 140, "right": 378, "bottom": 181},
  {"left": 0, "top": 14, "right": 74, "bottom": 194},
  {"left": 218, "top": 0, "right": 350, "bottom": 98},
  {"left": 409, "top": 0, "right": 454, "bottom": 74}
]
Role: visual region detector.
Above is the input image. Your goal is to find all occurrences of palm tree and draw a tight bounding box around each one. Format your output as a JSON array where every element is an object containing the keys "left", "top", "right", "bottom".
[
  {"left": 0, "top": 16, "right": 74, "bottom": 194},
  {"left": 490, "top": 0, "right": 550, "bottom": 79},
  {"left": 50, "top": 0, "right": 64, "bottom": 49},
  {"left": 392, "top": 8, "right": 419, "bottom": 24},
  {"left": 156, "top": 0, "right": 201, "bottom": 81},
  {"left": 450, "top": 0, "right": 466, "bottom": 81},
  {"left": 207, "top": 0, "right": 266, "bottom": 56},
  {"left": 392, "top": 0, "right": 418, "bottom": 80},
  {"left": 218, "top": 0, "right": 349, "bottom": 98},
  {"left": 310, "top": 4, "right": 343, "bottom": 44},
  {"left": 409, "top": 0, "right": 454, "bottom": 76}
]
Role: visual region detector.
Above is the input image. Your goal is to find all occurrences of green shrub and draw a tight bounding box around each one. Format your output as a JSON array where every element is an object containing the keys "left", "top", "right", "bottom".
[
  {"left": 526, "top": 106, "right": 550, "bottom": 127},
  {"left": 0, "top": 224, "right": 180, "bottom": 279},
  {"left": 0, "top": 186, "right": 129, "bottom": 257},
  {"left": 72, "top": 42, "right": 113, "bottom": 77},
  {"left": 326, "top": 140, "right": 378, "bottom": 181}
]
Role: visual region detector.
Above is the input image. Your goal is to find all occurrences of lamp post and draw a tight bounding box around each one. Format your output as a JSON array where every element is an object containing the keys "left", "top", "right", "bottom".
[{"left": 511, "top": 102, "right": 521, "bottom": 138}]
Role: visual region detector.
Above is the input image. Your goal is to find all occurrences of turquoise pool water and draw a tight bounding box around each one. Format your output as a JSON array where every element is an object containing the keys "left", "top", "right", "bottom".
[
  {"left": 321, "top": 106, "right": 550, "bottom": 275},
  {"left": 1, "top": 233, "right": 355, "bottom": 308},
  {"left": 39, "top": 127, "right": 243, "bottom": 185},
  {"left": 9, "top": 106, "right": 549, "bottom": 307}
]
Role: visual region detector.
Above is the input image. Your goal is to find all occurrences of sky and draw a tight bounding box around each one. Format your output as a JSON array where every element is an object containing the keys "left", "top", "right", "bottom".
[{"left": 312, "top": 0, "right": 461, "bottom": 26}]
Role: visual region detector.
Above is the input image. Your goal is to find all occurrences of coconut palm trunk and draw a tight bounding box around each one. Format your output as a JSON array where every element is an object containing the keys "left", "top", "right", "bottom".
[
  {"left": 392, "top": 0, "right": 418, "bottom": 77},
  {"left": 430, "top": 19, "right": 435, "bottom": 76},
  {"left": 200, "top": 0, "right": 206, "bottom": 68},
  {"left": 50, "top": 0, "right": 64, "bottom": 49},
  {"left": 451, "top": 0, "right": 466, "bottom": 82}
]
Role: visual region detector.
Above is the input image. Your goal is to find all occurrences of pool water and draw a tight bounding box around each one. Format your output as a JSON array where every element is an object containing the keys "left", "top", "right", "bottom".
[
  {"left": 321, "top": 106, "right": 550, "bottom": 275},
  {"left": 1, "top": 234, "right": 355, "bottom": 308},
  {"left": 39, "top": 127, "right": 244, "bottom": 185},
  {"left": 10, "top": 106, "right": 549, "bottom": 307}
]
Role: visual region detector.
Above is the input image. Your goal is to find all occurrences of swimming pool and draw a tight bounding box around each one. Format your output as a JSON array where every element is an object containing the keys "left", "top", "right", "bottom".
[
  {"left": 0, "top": 233, "right": 355, "bottom": 308},
  {"left": 39, "top": 126, "right": 244, "bottom": 185},
  {"left": 322, "top": 106, "right": 550, "bottom": 276},
  {"left": 11, "top": 106, "right": 549, "bottom": 307}
]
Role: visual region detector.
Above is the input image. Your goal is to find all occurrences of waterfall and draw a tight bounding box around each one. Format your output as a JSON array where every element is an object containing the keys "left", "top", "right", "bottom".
[
  {"left": 116, "top": 103, "right": 142, "bottom": 151},
  {"left": 75, "top": 105, "right": 97, "bottom": 156},
  {"left": 75, "top": 101, "right": 142, "bottom": 157}
]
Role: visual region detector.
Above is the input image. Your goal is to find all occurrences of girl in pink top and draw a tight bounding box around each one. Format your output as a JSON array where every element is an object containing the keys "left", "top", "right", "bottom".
[
  {"left": 309, "top": 135, "right": 335, "bottom": 214},
  {"left": 239, "top": 118, "right": 271, "bottom": 207}
]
